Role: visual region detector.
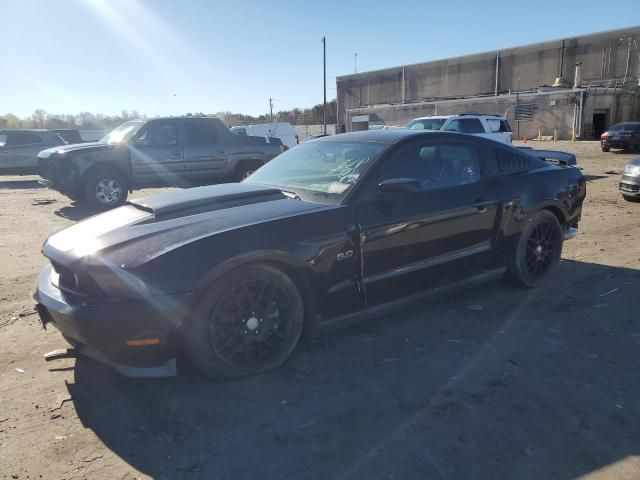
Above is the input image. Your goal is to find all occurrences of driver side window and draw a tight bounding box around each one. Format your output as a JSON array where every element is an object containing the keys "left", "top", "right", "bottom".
[
  {"left": 136, "top": 122, "right": 178, "bottom": 147},
  {"left": 376, "top": 142, "right": 481, "bottom": 191}
]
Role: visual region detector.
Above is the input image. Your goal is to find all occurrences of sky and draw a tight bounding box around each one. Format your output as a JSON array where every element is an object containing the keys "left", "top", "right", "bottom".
[{"left": 2, "top": 0, "right": 639, "bottom": 118}]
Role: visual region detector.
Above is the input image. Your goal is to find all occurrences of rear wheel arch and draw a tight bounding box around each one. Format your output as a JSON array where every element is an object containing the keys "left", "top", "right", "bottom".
[{"left": 233, "top": 159, "right": 263, "bottom": 181}]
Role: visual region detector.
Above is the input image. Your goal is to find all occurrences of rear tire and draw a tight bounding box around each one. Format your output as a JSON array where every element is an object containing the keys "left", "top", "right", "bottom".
[
  {"left": 82, "top": 169, "right": 128, "bottom": 209},
  {"left": 601, "top": 146, "right": 610, "bottom": 152},
  {"left": 505, "top": 210, "right": 564, "bottom": 288},
  {"left": 183, "top": 264, "right": 304, "bottom": 380},
  {"left": 233, "top": 161, "right": 261, "bottom": 182}
]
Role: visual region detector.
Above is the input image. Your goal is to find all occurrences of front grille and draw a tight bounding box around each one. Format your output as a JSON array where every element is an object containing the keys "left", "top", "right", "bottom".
[
  {"left": 621, "top": 175, "right": 640, "bottom": 184},
  {"left": 620, "top": 183, "right": 640, "bottom": 193}
]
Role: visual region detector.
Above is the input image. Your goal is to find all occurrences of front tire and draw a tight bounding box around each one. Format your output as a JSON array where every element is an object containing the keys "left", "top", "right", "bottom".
[
  {"left": 184, "top": 264, "right": 304, "bottom": 380},
  {"left": 623, "top": 194, "right": 640, "bottom": 203},
  {"left": 506, "top": 210, "right": 564, "bottom": 288},
  {"left": 83, "top": 169, "right": 128, "bottom": 209},
  {"left": 601, "top": 146, "right": 610, "bottom": 152}
]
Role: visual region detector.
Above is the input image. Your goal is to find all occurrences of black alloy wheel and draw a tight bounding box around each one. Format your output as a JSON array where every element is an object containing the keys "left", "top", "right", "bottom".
[
  {"left": 210, "top": 279, "right": 297, "bottom": 369},
  {"left": 506, "top": 210, "right": 563, "bottom": 287},
  {"left": 185, "top": 264, "right": 304, "bottom": 379},
  {"left": 524, "top": 221, "right": 562, "bottom": 279}
]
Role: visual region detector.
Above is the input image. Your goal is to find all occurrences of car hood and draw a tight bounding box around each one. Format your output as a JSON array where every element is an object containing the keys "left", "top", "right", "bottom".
[
  {"left": 43, "top": 183, "right": 334, "bottom": 268},
  {"left": 38, "top": 141, "right": 112, "bottom": 158},
  {"left": 625, "top": 156, "right": 640, "bottom": 168}
]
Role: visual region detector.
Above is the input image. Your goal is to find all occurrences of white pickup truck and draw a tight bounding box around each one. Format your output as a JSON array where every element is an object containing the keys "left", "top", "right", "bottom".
[{"left": 406, "top": 114, "right": 513, "bottom": 144}]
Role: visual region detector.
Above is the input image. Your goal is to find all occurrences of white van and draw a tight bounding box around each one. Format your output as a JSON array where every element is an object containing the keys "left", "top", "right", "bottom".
[{"left": 231, "top": 122, "right": 298, "bottom": 149}]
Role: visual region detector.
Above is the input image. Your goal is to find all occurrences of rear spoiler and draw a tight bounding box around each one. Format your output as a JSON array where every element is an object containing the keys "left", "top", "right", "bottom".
[{"left": 517, "top": 147, "right": 577, "bottom": 166}]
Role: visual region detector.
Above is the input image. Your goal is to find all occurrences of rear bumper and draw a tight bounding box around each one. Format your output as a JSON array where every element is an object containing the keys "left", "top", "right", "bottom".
[
  {"left": 34, "top": 265, "right": 196, "bottom": 377},
  {"left": 601, "top": 139, "right": 637, "bottom": 149},
  {"left": 620, "top": 175, "right": 640, "bottom": 196}
]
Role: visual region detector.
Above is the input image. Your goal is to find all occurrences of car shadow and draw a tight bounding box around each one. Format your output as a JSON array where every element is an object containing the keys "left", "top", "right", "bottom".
[
  {"left": 0, "top": 178, "right": 44, "bottom": 190},
  {"left": 54, "top": 203, "right": 102, "bottom": 221},
  {"left": 584, "top": 174, "right": 608, "bottom": 182},
  {"left": 65, "top": 259, "right": 640, "bottom": 479}
]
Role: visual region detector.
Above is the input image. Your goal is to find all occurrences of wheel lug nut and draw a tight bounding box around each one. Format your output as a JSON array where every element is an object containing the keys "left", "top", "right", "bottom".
[
  {"left": 256, "top": 329, "right": 260, "bottom": 334},
  {"left": 244, "top": 330, "right": 248, "bottom": 335},
  {"left": 259, "top": 319, "right": 263, "bottom": 323}
]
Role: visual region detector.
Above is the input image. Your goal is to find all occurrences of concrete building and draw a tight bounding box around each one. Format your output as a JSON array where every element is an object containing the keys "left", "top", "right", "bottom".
[{"left": 336, "top": 26, "right": 640, "bottom": 139}]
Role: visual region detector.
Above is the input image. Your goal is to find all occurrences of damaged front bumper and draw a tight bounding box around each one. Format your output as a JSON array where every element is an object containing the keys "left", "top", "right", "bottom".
[{"left": 34, "top": 265, "right": 195, "bottom": 378}]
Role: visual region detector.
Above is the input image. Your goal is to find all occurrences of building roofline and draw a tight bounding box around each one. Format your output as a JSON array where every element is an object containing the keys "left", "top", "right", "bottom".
[{"left": 336, "top": 24, "right": 640, "bottom": 81}]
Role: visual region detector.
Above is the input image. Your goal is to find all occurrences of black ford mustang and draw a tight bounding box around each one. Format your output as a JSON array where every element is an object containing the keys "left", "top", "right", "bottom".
[{"left": 34, "top": 130, "right": 586, "bottom": 379}]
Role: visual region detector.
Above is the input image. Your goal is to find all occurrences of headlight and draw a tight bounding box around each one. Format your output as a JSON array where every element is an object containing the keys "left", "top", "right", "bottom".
[
  {"left": 624, "top": 164, "right": 640, "bottom": 176},
  {"left": 89, "top": 268, "right": 150, "bottom": 298}
]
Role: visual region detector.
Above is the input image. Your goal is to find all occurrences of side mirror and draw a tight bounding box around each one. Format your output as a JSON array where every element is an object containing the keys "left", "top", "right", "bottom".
[{"left": 377, "top": 177, "right": 421, "bottom": 193}]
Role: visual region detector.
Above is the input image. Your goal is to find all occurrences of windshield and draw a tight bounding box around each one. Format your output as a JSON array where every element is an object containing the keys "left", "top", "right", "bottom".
[
  {"left": 406, "top": 118, "right": 447, "bottom": 130},
  {"left": 245, "top": 141, "right": 385, "bottom": 203},
  {"left": 610, "top": 123, "right": 640, "bottom": 132},
  {"left": 100, "top": 120, "right": 145, "bottom": 144}
]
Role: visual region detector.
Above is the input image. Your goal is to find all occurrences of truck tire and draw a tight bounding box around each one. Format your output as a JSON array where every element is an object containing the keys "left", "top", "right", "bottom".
[
  {"left": 233, "top": 161, "right": 261, "bottom": 182},
  {"left": 83, "top": 169, "right": 129, "bottom": 209}
]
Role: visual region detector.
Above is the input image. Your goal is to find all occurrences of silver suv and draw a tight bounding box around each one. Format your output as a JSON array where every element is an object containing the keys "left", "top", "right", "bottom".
[
  {"left": 0, "top": 130, "right": 67, "bottom": 175},
  {"left": 406, "top": 114, "right": 513, "bottom": 144}
]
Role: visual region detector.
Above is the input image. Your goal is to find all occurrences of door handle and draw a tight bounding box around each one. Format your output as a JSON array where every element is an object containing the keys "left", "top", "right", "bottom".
[
  {"left": 171, "top": 150, "right": 181, "bottom": 158},
  {"left": 474, "top": 199, "right": 489, "bottom": 214}
]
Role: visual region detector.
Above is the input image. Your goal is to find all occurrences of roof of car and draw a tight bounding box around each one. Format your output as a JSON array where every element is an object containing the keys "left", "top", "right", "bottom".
[
  {"left": 410, "top": 114, "right": 506, "bottom": 121},
  {"left": 315, "top": 128, "right": 443, "bottom": 145},
  {"left": 0, "top": 129, "right": 60, "bottom": 135}
]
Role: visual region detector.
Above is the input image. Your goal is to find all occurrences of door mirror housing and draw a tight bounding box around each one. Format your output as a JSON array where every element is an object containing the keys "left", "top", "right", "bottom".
[{"left": 377, "top": 177, "right": 421, "bottom": 193}]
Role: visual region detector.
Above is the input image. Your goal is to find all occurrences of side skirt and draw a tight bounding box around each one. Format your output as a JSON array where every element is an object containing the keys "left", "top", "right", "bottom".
[{"left": 316, "top": 267, "right": 507, "bottom": 336}]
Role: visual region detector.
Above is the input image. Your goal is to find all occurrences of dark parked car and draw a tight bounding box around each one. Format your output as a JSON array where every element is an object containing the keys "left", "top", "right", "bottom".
[
  {"left": 619, "top": 156, "right": 640, "bottom": 201},
  {"left": 517, "top": 147, "right": 577, "bottom": 166},
  {"left": 0, "top": 129, "right": 66, "bottom": 175},
  {"left": 37, "top": 117, "right": 284, "bottom": 208},
  {"left": 34, "top": 129, "right": 586, "bottom": 379},
  {"left": 600, "top": 122, "right": 640, "bottom": 152}
]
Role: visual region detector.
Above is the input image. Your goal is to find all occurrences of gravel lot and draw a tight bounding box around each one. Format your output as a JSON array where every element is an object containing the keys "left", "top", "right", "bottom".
[{"left": 1, "top": 141, "right": 639, "bottom": 480}]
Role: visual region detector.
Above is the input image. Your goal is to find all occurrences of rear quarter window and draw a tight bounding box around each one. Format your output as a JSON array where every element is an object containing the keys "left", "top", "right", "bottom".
[
  {"left": 496, "top": 148, "right": 531, "bottom": 172},
  {"left": 185, "top": 119, "right": 219, "bottom": 145}
]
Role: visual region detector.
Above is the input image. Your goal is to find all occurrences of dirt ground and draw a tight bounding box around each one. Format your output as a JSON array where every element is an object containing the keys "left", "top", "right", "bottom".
[{"left": 1, "top": 141, "right": 639, "bottom": 480}]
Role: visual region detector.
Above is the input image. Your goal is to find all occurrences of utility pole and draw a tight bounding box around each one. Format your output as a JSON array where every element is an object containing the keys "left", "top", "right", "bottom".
[
  {"left": 322, "top": 36, "right": 327, "bottom": 135},
  {"left": 354, "top": 52, "right": 358, "bottom": 73},
  {"left": 269, "top": 97, "right": 274, "bottom": 122}
]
